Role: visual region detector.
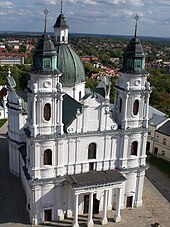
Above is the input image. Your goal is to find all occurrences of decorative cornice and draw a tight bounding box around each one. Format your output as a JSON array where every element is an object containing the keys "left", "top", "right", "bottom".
[{"left": 31, "top": 127, "right": 149, "bottom": 141}]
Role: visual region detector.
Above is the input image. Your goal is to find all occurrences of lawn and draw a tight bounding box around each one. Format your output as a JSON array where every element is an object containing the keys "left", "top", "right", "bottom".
[
  {"left": 0, "top": 118, "right": 7, "bottom": 128},
  {"left": 147, "top": 154, "right": 170, "bottom": 177}
]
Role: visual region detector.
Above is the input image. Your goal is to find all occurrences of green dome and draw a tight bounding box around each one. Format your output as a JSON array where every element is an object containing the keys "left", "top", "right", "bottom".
[{"left": 56, "top": 44, "right": 85, "bottom": 85}]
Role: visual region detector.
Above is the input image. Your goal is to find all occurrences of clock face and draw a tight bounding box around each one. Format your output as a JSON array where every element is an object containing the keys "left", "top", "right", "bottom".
[
  {"left": 43, "top": 81, "right": 51, "bottom": 88},
  {"left": 134, "top": 80, "right": 140, "bottom": 86}
]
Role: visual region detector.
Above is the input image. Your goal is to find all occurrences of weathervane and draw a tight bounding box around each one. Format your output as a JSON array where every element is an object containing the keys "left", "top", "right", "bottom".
[
  {"left": 61, "top": 0, "right": 64, "bottom": 14},
  {"left": 134, "top": 14, "right": 139, "bottom": 38},
  {"left": 43, "top": 7, "right": 49, "bottom": 33}
]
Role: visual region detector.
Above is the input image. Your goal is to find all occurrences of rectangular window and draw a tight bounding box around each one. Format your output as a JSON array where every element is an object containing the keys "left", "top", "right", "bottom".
[
  {"left": 154, "top": 147, "right": 158, "bottom": 155},
  {"left": 89, "top": 163, "right": 94, "bottom": 171},
  {"left": 43, "top": 58, "right": 51, "bottom": 69},
  {"left": 162, "top": 150, "right": 165, "bottom": 156},
  {"left": 163, "top": 138, "right": 166, "bottom": 145},
  {"left": 155, "top": 135, "right": 159, "bottom": 142}
]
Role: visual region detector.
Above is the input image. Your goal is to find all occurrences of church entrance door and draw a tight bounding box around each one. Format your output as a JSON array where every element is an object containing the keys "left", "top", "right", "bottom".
[
  {"left": 84, "top": 194, "right": 89, "bottom": 214},
  {"left": 126, "top": 196, "right": 133, "bottom": 208},
  {"left": 44, "top": 209, "right": 52, "bottom": 222},
  {"left": 84, "top": 194, "right": 99, "bottom": 214}
]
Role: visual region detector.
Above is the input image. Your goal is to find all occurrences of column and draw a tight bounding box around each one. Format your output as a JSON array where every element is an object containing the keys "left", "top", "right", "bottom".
[
  {"left": 101, "top": 190, "right": 108, "bottom": 225},
  {"left": 33, "top": 96, "right": 37, "bottom": 136},
  {"left": 73, "top": 194, "right": 79, "bottom": 227},
  {"left": 115, "top": 187, "right": 122, "bottom": 223},
  {"left": 87, "top": 192, "right": 94, "bottom": 227},
  {"left": 145, "top": 95, "right": 150, "bottom": 128},
  {"left": 122, "top": 94, "right": 129, "bottom": 129}
]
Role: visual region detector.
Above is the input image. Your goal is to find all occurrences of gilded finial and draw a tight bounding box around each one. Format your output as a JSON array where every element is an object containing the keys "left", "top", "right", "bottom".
[{"left": 43, "top": 7, "right": 49, "bottom": 33}]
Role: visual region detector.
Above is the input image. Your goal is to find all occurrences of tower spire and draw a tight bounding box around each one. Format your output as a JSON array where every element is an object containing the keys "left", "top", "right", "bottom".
[
  {"left": 61, "top": 0, "right": 63, "bottom": 14},
  {"left": 43, "top": 7, "right": 49, "bottom": 33},
  {"left": 134, "top": 14, "right": 139, "bottom": 38}
]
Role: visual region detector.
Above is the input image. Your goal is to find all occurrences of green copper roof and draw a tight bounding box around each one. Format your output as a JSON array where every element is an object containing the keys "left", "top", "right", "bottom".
[
  {"left": 121, "top": 37, "right": 147, "bottom": 74},
  {"left": 33, "top": 33, "right": 57, "bottom": 73},
  {"left": 56, "top": 44, "right": 85, "bottom": 85}
]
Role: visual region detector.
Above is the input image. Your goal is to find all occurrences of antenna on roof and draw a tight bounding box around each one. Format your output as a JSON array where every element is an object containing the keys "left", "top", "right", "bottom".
[
  {"left": 43, "top": 7, "right": 49, "bottom": 33},
  {"left": 61, "top": 0, "right": 64, "bottom": 14},
  {"left": 134, "top": 14, "right": 139, "bottom": 38}
]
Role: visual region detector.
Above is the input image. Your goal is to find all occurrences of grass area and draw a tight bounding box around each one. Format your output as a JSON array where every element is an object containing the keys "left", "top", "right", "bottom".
[
  {"left": 147, "top": 154, "right": 170, "bottom": 177},
  {"left": 0, "top": 118, "right": 7, "bottom": 128}
]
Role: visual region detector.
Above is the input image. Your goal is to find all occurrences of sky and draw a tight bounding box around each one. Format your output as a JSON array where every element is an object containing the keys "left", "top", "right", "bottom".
[{"left": 0, "top": 0, "right": 170, "bottom": 38}]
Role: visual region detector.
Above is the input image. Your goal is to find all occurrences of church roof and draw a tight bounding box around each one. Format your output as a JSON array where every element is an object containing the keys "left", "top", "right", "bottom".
[
  {"left": 56, "top": 44, "right": 85, "bottom": 85},
  {"left": 66, "top": 169, "right": 126, "bottom": 190},
  {"left": 156, "top": 120, "right": 170, "bottom": 136},
  {"left": 63, "top": 93, "right": 83, "bottom": 131},
  {"left": 34, "top": 33, "right": 56, "bottom": 56},
  {"left": 124, "top": 37, "right": 144, "bottom": 59},
  {"left": 53, "top": 13, "right": 69, "bottom": 29}
]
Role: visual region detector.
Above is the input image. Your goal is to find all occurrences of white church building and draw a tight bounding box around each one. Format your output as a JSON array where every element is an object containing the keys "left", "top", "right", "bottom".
[{"left": 7, "top": 7, "right": 151, "bottom": 227}]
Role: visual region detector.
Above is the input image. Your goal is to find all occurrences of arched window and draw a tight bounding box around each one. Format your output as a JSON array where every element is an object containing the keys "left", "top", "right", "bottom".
[
  {"left": 131, "top": 141, "right": 138, "bottom": 156},
  {"left": 44, "top": 149, "right": 52, "bottom": 165},
  {"left": 119, "top": 98, "right": 122, "bottom": 113},
  {"left": 88, "top": 143, "right": 96, "bottom": 159},
  {"left": 133, "top": 100, "right": 139, "bottom": 115},
  {"left": 44, "top": 103, "right": 51, "bottom": 121}
]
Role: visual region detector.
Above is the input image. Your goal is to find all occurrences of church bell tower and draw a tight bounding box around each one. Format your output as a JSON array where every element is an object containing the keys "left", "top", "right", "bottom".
[
  {"left": 114, "top": 15, "right": 151, "bottom": 130},
  {"left": 27, "top": 9, "right": 64, "bottom": 137}
]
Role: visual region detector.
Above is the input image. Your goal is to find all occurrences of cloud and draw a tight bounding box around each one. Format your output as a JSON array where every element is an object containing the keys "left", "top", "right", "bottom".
[
  {"left": 0, "top": 1, "right": 13, "bottom": 8},
  {"left": 67, "top": 0, "right": 143, "bottom": 6}
]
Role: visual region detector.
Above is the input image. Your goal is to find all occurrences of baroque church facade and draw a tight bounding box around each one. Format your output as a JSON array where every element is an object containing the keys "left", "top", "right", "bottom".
[{"left": 7, "top": 7, "right": 151, "bottom": 227}]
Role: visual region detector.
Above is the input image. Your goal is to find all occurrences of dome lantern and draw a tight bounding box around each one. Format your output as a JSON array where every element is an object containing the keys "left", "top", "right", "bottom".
[
  {"left": 32, "top": 8, "right": 58, "bottom": 74},
  {"left": 121, "top": 15, "right": 147, "bottom": 75},
  {"left": 53, "top": 0, "right": 69, "bottom": 44}
]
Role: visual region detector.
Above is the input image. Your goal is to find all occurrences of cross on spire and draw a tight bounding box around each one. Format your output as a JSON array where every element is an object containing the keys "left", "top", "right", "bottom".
[
  {"left": 43, "top": 7, "right": 49, "bottom": 33},
  {"left": 134, "top": 14, "right": 139, "bottom": 38},
  {"left": 61, "top": 0, "right": 64, "bottom": 14}
]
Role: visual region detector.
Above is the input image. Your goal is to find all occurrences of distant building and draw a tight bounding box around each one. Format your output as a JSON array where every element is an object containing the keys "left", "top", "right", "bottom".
[
  {"left": 0, "top": 56, "right": 24, "bottom": 65},
  {"left": 147, "top": 118, "right": 170, "bottom": 161},
  {"left": 147, "top": 107, "right": 170, "bottom": 161},
  {"left": 80, "top": 56, "right": 99, "bottom": 62}
]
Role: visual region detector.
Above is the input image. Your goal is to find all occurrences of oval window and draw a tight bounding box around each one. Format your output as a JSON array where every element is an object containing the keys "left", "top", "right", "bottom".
[
  {"left": 133, "top": 100, "right": 139, "bottom": 115},
  {"left": 44, "top": 103, "right": 51, "bottom": 121}
]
